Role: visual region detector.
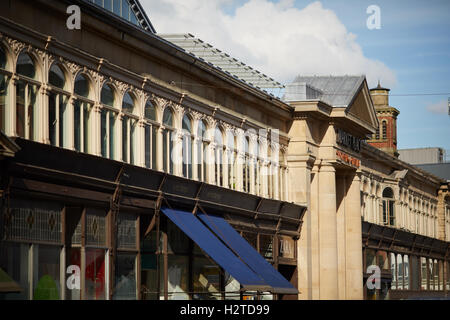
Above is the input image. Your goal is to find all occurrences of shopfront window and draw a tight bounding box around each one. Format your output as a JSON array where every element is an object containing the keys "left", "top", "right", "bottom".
[
  {"left": 32, "top": 245, "right": 61, "bottom": 300},
  {"left": 0, "top": 199, "right": 63, "bottom": 300},
  {"left": 377, "top": 251, "right": 389, "bottom": 271},
  {"left": 141, "top": 229, "right": 158, "bottom": 300},
  {"left": 192, "top": 256, "right": 221, "bottom": 300},
  {"left": 390, "top": 253, "right": 396, "bottom": 290},
  {"left": 0, "top": 242, "right": 30, "bottom": 300},
  {"left": 113, "top": 253, "right": 137, "bottom": 300},
  {"left": 224, "top": 272, "right": 240, "bottom": 300},
  {"left": 365, "top": 249, "right": 376, "bottom": 269},
  {"left": 260, "top": 234, "right": 274, "bottom": 260},
  {"left": 85, "top": 248, "right": 106, "bottom": 300},
  {"left": 166, "top": 255, "right": 189, "bottom": 300},
  {"left": 421, "top": 257, "right": 428, "bottom": 290},
  {"left": 410, "top": 255, "right": 420, "bottom": 290}
]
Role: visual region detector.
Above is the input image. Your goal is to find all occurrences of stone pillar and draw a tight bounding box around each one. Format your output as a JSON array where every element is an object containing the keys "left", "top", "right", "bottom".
[
  {"left": 344, "top": 172, "right": 364, "bottom": 299},
  {"left": 156, "top": 126, "right": 163, "bottom": 171},
  {"left": 317, "top": 163, "right": 339, "bottom": 299},
  {"left": 67, "top": 95, "right": 76, "bottom": 151},
  {"left": 437, "top": 186, "right": 449, "bottom": 241},
  {"left": 192, "top": 135, "right": 199, "bottom": 181},
  {"left": 92, "top": 102, "right": 102, "bottom": 157},
  {"left": 40, "top": 84, "right": 50, "bottom": 144}
]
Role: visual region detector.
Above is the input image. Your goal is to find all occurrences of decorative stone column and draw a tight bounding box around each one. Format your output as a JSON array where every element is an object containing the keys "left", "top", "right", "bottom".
[
  {"left": 344, "top": 172, "right": 364, "bottom": 299},
  {"left": 89, "top": 102, "right": 101, "bottom": 157},
  {"left": 39, "top": 84, "right": 50, "bottom": 144},
  {"left": 67, "top": 95, "right": 76, "bottom": 151},
  {"left": 317, "top": 162, "right": 339, "bottom": 300},
  {"left": 156, "top": 126, "right": 164, "bottom": 172}
]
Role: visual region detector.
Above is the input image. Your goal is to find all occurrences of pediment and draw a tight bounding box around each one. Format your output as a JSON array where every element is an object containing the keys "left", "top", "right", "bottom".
[{"left": 346, "top": 80, "right": 379, "bottom": 132}]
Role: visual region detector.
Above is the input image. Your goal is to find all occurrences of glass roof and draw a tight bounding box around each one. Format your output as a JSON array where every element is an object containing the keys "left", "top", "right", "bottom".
[
  {"left": 87, "top": 0, "right": 155, "bottom": 33},
  {"left": 160, "top": 34, "right": 284, "bottom": 97}
]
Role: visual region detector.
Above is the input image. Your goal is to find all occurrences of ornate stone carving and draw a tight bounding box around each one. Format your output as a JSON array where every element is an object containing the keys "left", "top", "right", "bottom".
[
  {"left": 5, "top": 37, "right": 26, "bottom": 56},
  {"left": 192, "top": 111, "right": 206, "bottom": 124}
]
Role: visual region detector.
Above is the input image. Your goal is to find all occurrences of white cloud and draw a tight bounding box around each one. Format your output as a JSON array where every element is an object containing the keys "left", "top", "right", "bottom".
[
  {"left": 140, "top": 0, "right": 397, "bottom": 88},
  {"left": 426, "top": 100, "right": 448, "bottom": 114}
]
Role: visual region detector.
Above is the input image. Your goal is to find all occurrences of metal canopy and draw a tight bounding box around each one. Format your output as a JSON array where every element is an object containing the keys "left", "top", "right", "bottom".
[{"left": 159, "top": 34, "right": 284, "bottom": 93}]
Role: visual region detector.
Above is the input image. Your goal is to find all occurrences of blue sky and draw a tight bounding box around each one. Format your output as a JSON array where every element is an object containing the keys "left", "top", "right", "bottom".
[
  {"left": 299, "top": 0, "right": 450, "bottom": 154},
  {"left": 144, "top": 0, "right": 450, "bottom": 157}
]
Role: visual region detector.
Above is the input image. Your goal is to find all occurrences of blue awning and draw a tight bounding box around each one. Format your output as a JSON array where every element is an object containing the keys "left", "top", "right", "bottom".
[
  {"left": 198, "top": 212, "right": 298, "bottom": 295},
  {"left": 160, "top": 207, "right": 271, "bottom": 292}
]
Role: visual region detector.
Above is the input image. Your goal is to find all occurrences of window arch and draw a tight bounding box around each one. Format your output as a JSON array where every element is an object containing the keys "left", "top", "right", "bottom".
[
  {"left": 100, "top": 82, "right": 118, "bottom": 160},
  {"left": 49, "top": 64, "right": 66, "bottom": 89},
  {"left": 73, "top": 73, "right": 93, "bottom": 154},
  {"left": 182, "top": 114, "right": 193, "bottom": 179},
  {"left": 162, "top": 107, "right": 174, "bottom": 174},
  {"left": 144, "top": 99, "right": 156, "bottom": 121},
  {"left": 15, "top": 52, "right": 39, "bottom": 140},
  {"left": 162, "top": 107, "right": 173, "bottom": 127},
  {"left": 0, "top": 46, "right": 10, "bottom": 133},
  {"left": 144, "top": 99, "right": 157, "bottom": 170},
  {"left": 121, "top": 91, "right": 137, "bottom": 164},
  {"left": 100, "top": 82, "right": 115, "bottom": 107},
  {"left": 16, "top": 52, "right": 36, "bottom": 79},
  {"left": 122, "top": 91, "right": 135, "bottom": 114},
  {"left": 382, "top": 187, "right": 395, "bottom": 226},
  {"left": 214, "top": 127, "right": 224, "bottom": 187},
  {"left": 197, "top": 120, "right": 208, "bottom": 182},
  {"left": 48, "top": 64, "right": 70, "bottom": 148},
  {"left": 0, "top": 46, "right": 7, "bottom": 69}
]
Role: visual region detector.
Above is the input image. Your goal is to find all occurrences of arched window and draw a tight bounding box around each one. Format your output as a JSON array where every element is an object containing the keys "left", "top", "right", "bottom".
[
  {"left": 214, "top": 127, "right": 224, "bottom": 187},
  {"left": 48, "top": 64, "right": 69, "bottom": 148},
  {"left": 382, "top": 187, "right": 395, "bottom": 226},
  {"left": 15, "top": 52, "right": 39, "bottom": 140},
  {"left": 227, "top": 131, "right": 237, "bottom": 190},
  {"left": 162, "top": 107, "right": 174, "bottom": 174},
  {"left": 279, "top": 148, "right": 287, "bottom": 201},
  {"left": 73, "top": 73, "right": 93, "bottom": 153},
  {"left": 382, "top": 120, "right": 387, "bottom": 140},
  {"left": 121, "top": 91, "right": 137, "bottom": 164},
  {"left": 197, "top": 120, "right": 207, "bottom": 182},
  {"left": 122, "top": 91, "right": 134, "bottom": 114},
  {"left": 74, "top": 73, "right": 90, "bottom": 98},
  {"left": 243, "top": 136, "right": 250, "bottom": 193},
  {"left": 100, "top": 82, "right": 117, "bottom": 159},
  {"left": 0, "top": 46, "right": 10, "bottom": 133},
  {"left": 0, "top": 47, "right": 6, "bottom": 69},
  {"left": 144, "top": 100, "right": 157, "bottom": 170},
  {"left": 182, "top": 114, "right": 193, "bottom": 179},
  {"left": 375, "top": 126, "right": 380, "bottom": 140}
]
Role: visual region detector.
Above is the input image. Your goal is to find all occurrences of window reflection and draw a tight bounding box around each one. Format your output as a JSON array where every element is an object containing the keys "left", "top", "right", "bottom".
[
  {"left": 192, "top": 257, "right": 221, "bottom": 300},
  {"left": 33, "top": 245, "right": 61, "bottom": 300},
  {"left": 113, "top": 253, "right": 136, "bottom": 300},
  {"left": 85, "top": 248, "right": 105, "bottom": 300}
]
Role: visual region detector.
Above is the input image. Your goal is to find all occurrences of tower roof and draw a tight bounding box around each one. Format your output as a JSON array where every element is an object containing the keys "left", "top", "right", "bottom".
[{"left": 370, "top": 80, "right": 390, "bottom": 92}]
